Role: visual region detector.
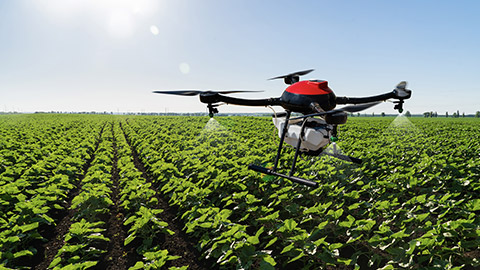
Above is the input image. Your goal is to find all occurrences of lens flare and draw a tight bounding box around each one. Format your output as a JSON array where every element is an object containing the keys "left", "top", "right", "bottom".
[
  {"left": 179, "top": 63, "right": 190, "bottom": 74},
  {"left": 150, "top": 25, "right": 159, "bottom": 35}
]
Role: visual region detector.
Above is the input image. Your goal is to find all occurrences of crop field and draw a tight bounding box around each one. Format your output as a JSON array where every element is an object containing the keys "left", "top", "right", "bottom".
[{"left": 0, "top": 114, "right": 479, "bottom": 270}]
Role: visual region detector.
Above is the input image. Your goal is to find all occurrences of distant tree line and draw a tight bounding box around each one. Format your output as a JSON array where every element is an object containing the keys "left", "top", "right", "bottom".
[
  {"left": 348, "top": 110, "right": 480, "bottom": 118},
  {"left": 423, "top": 110, "right": 480, "bottom": 118}
]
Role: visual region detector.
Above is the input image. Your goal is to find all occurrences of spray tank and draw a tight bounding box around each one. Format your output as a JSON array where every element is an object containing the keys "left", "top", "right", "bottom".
[{"left": 272, "top": 113, "right": 332, "bottom": 152}]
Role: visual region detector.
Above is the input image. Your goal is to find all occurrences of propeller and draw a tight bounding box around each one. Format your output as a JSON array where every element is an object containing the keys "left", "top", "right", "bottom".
[
  {"left": 269, "top": 69, "right": 314, "bottom": 85},
  {"left": 290, "top": 101, "right": 381, "bottom": 120},
  {"left": 152, "top": 90, "right": 263, "bottom": 96},
  {"left": 392, "top": 81, "right": 411, "bottom": 113},
  {"left": 392, "top": 81, "right": 411, "bottom": 99}
]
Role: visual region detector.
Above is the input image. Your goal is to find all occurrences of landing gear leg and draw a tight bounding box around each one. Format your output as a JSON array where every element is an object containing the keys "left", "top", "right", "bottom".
[
  {"left": 289, "top": 118, "right": 308, "bottom": 177},
  {"left": 248, "top": 112, "right": 318, "bottom": 187},
  {"left": 273, "top": 110, "right": 291, "bottom": 171}
]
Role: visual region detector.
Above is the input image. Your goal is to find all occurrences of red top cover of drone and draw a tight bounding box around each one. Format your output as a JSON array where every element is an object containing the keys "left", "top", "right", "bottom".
[{"left": 285, "top": 80, "right": 332, "bottom": 95}]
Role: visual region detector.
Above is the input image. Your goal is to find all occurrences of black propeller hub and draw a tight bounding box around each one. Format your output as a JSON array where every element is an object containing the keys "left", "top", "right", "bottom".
[{"left": 269, "top": 69, "right": 314, "bottom": 85}]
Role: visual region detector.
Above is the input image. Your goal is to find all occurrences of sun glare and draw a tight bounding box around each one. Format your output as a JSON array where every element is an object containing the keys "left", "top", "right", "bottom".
[{"left": 31, "top": 0, "right": 160, "bottom": 38}]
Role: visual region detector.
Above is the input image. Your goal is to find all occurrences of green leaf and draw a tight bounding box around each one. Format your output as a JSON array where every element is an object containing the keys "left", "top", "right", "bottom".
[
  {"left": 327, "top": 208, "right": 344, "bottom": 219},
  {"left": 49, "top": 257, "right": 62, "bottom": 268},
  {"left": 265, "top": 237, "right": 277, "bottom": 248},
  {"left": 314, "top": 236, "right": 327, "bottom": 246},
  {"left": 347, "top": 235, "right": 363, "bottom": 244},
  {"left": 6, "top": 236, "right": 20, "bottom": 243},
  {"left": 198, "top": 222, "right": 213, "bottom": 228},
  {"left": 287, "top": 251, "right": 305, "bottom": 263},
  {"left": 19, "top": 222, "right": 39, "bottom": 233},
  {"left": 339, "top": 215, "right": 355, "bottom": 228},
  {"left": 281, "top": 243, "right": 295, "bottom": 254},
  {"left": 87, "top": 233, "right": 110, "bottom": 242},
  {"left": 257, "top": 211, "right": 279, "bottom": 222},
  {"left": 247, "top": 226, "right": 264, "bottom": 245},
  {"left": 467, "top": 199, "right": 480, "bottom": 211},
  {"left": 378, "top": 264, "right": 395, "bottom": 270},
  {"left": 247, "top": 235, "right": 259, "bottom": 245},
  {"left": 406, "top": 240, "right": 419, "bottom": 255},
  {"left": 169, "top": 267, "right": 189, "bottom": 270},
  {"left": 278, "top": 219, "right": 297, "bottom": 232},
  {"left": 391, "top": 229, "right": 409, "bottom": 239},
  {"left": 259, "top": 255, "right": 276, "bottom": 270},
  {"left": 129, "top": 260, "right": 145, "bottom": 270},
  {"left": 354, "top": 219, "right": 376, "bottom": 232},
  {"left": 13, "top": 249, "right": 33, "bottom": 258},
  {"left": 329, "top": 242, "right": 343, "bottom": 250},
  {"left": 416, "top": 213, "right": 429, "bottom": 222},
  {"left": 317, "top": 220, "right": 328, "bottom": 230},
  {"left": 245, "top": 194, "right": 260, "bottom": 204}
]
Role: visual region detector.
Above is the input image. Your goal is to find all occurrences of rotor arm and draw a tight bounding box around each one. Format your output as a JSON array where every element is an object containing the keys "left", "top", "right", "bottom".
[
  {"left": 335, "top": 81, "right": 411, "bottom": 113},
  {"left": 200, "top": 93, "right": 281, "bottom": 106},
  {"left": 335, "top": 92, "right": 395, "bottom": 105}
]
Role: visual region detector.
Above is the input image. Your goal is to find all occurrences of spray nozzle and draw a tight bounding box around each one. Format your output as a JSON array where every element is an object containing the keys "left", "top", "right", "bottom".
[
  {"left": 330, "top": 125, "right": 339, "bottom": 142},
  {"left": 394, "top": 100, "right": 404, "bottom": 113},
  {"left": 207, "top": 104, "right": 219, "bottom": 118}
]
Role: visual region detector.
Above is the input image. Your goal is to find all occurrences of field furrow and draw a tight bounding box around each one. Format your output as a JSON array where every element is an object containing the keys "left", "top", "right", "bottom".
[
  {"left": 98, "top": 122, "right": 128, "bottom": 270},
  {"left": 119, "top": 121, "right": 210, "bottom": 270}
]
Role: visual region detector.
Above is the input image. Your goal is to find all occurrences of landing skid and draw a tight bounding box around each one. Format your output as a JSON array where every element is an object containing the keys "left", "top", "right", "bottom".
[{"left": 249, "top": 164, "right": 318, "bottom": 187}]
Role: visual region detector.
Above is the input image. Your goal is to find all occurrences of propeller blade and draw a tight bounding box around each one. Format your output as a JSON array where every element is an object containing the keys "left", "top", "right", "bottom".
[
  {"left": 396, "top": 81, "right": 407, "bottom": 90},
  {"left": 152, "top": 90, "right": 203, "bottom": 96},
  {"left": 152, "top": 90, "right": 263, "bottom": 96},
  {"left": 290, "top": 102, "right": 381, "bottom": 120},
  {"left": 269, "top": 69, "right": 314, "bottom": 80},
  {"left": 393, "top": 81, "right": 411, "bottom": 99},
  {"left": 215, "top": 90, "right": 264, "bottom": 94}
]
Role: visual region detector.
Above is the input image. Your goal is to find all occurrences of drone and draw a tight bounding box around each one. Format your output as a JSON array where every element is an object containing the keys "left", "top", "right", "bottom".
[{"left": 153, "top": 69, "right": 412, "bottom": 187}]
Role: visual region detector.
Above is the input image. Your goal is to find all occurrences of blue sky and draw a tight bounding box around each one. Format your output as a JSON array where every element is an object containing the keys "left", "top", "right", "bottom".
[{"left": 1, "top": 0, "right": 479, "bottom": 114}]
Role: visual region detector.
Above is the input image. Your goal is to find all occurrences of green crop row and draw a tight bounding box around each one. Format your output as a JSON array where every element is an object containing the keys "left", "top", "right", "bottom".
[
  {"left": 123, "top": 116, "right": 480, "bottom": 269},
  {"left": 1, "top": 114, "right": 479, "bottom": 269},
  {"left": 114, "top": 122, "right": 185, "bottom": 270},
  {"left": 0, "top": 115, "right": 104, "bottom": 269},
  {"left": 48, "top": 122, "right": 113, "bottom": 269}
]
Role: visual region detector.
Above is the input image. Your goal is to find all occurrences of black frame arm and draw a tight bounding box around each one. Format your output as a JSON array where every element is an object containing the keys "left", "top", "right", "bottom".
[
  {"left": 336, "top": 82, "right": 412, "bottom": 105},
  {"left": 200, "top": 93, "right": 281, "bottom": 106},
  {"left": 335, "top": 92, "right": 396, "bottom": 105}
]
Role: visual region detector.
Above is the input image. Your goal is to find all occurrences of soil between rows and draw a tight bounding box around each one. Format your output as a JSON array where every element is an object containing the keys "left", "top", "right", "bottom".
[{"left": 97, "top": 123, "right": 129, "bottom": 270}]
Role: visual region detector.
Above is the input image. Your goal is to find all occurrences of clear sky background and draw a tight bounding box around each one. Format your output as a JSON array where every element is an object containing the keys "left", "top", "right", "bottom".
[{"left": 1, "top": 0, "right": 479, "bottom": 114}]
